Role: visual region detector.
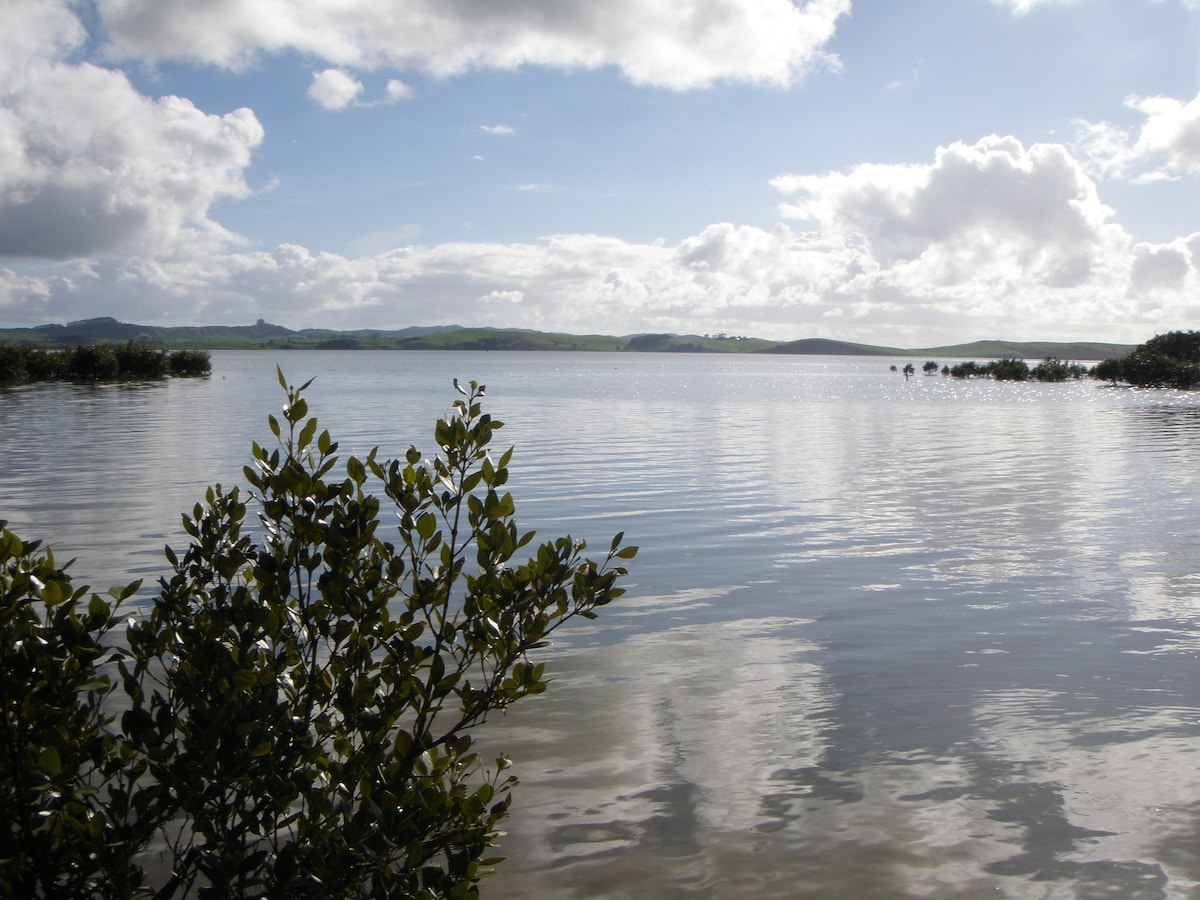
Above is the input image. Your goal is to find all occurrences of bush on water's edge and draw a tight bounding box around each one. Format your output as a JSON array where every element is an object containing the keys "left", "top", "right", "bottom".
[
  {"left": 1090, "top": 330, "right": 1200, "bottom": 389},
  {"left": 1, "top": 374, "right": 636, "bottom": 897},
  {"left": 0, "top": 343, "right": 211, "bottom": 382}
]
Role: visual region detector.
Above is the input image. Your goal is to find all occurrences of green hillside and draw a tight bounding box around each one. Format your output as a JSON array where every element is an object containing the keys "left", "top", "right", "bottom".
[
  {"left": 768, "top": 337, "right": 902, "bottom": 356},
  {"left": 914, "top": 340, "right": 1132, "bottom": 361},
  {"left": 0, "top": 316, "right": 1136, "bottom": 359}
]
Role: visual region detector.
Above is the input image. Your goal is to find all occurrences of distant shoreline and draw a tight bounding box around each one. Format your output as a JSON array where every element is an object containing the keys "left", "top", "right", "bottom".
[{"left": 0, "top": 317, "right": 1133, "bottom": 361}]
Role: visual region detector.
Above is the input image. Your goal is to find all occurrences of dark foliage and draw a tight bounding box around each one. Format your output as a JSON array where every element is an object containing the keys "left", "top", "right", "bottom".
[
  {"left": 2, "top": 374, "right": 634, "bottom": 898},
  {"left": 1090, "top": 330, "right": 1200, "bottom": 388},
  {"left": 1091, "top": 358, "right": 1122, "bottom": 384},
  {"left": 167, "top": 348, "right": 213, "bottom": 377},
  {"left": 949, "top": 360, "right": 989, "bottom": 379},
  {"left": 0, "top": 343, "right": 211, "bottom": 383},
  {"left": 1030, "top": 357, "right": 1088, "bottom": 382}
]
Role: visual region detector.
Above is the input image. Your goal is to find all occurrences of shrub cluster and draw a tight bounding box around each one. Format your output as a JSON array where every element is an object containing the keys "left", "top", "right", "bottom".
[
  {"left": 947, "top": 357, "right": 1088, "bottom": 382},
  {"left": 1090, "top": 331, "right": 1200, "bottom": 388},
  {"left": 1030, "top": 358, "right": 1089, "bottom": 382},
  {"left": 1, "top": 374, "right": 634, "bottom": 898},
  {"left": 0, "top": 343, "right": 211, "bottom": 383}
]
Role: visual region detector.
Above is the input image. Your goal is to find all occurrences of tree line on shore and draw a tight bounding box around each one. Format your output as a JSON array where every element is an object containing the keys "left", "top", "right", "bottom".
[
  {"left": 896, "top": 330, "right": 1199, "bottom": 388},
  {"left": 0, "top": 342, "right": 211, "bottom": 382}
]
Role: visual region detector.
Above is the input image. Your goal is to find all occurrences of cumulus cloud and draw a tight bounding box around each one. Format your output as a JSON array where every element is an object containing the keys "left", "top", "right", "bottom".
[
  {"left": 764, "top": 136, "right": 1191, "bottom": 339},
  {"left": 0, "top": 0, "right": 263, "bottom": 260},
  {"left": 308, "top": 68, "right": 363, "bottom": 110},
  {"left": 93, "top": 0, "right": 850, "bottom": 90},
  {"left": 1077, "top": 92, "right": 1200, "bottom": 181},
  {"left": 4, "top": 114, "right": 1197, "bottom": 344},
  {"left": 1129, "top": 241, "right": 1190, "bottom": 294},
  {"left": 7, "top": 169, "right": 1199, "bottom": 347},
  {"left": 479, "top": 289, "right": 524, "bottom": 305},
  {"left": 3, "top": 3, "right": 1196, "bottom": 345},
  {"left": 771, "top": 135, "right": 1123, "bottom": 302}
]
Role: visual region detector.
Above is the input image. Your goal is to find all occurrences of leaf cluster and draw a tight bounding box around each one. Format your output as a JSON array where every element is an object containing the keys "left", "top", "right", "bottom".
[
  {"left": 1090, "top": 331, "right": 1200, "bottom": 389},
  {"left": 2, "top": 373, "right": 634, "bottom": 898},
  {"left": 0, "top": 526, "right": 148, "bottom": 897}
]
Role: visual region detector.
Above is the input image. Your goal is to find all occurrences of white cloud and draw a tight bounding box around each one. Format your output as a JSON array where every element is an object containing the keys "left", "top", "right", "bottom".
[
  {"left": 0, "top": 0, "right": 263, "bottom": 261},
  {"left": 772, "top": 135, "right": 1118, "bottom": 281},
  {"left": 5, "top": 123, "right": 1196, "bottom": 344},
  {"left": 7, "top": 177, "right": 1197, "bottom": 347},
  {"left": 385, "top": 78, "right": 414, "bottom": 102},
  {"left": 94, "top": 0, "right": 850, "bottom": 90},
  {"left": 1076, "top": 92, "right": 1200, "bottom": 182},
  {"left": 764, "top": 136, "right": 1187, "bottom": 341},
  {"left": 1129, "top": 241, "right": 1190, "bottom": 294},
  {"left": 1126, "top": 94, "right": 1200, "bottom": 175},
  {"left": 4, "top": 0, "right": 1197, "bottom": 348},
  {"left": 308, "top": 68, "right": 363, "bottom": 110}
]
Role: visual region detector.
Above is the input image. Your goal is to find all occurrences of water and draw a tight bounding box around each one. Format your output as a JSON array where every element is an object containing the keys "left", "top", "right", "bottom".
[{"left": 3, "top": 351, "right": 1200, "bottom": 897}]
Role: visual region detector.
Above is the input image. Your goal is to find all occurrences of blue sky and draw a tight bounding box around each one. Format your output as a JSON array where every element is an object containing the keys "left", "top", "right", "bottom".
[{"left": 3, "top": 0, "right": 1200, "bottom": 346}]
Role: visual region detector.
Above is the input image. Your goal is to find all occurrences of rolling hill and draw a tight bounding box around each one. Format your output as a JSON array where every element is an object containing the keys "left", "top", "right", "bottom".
[{"left": 0, "top": 317, "right": 1134, "bottom": 360}]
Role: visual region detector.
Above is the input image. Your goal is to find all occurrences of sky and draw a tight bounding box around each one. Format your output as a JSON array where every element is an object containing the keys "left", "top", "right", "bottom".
[{"left": 3, "top": 0, "right": 1200, "bottom": 346}]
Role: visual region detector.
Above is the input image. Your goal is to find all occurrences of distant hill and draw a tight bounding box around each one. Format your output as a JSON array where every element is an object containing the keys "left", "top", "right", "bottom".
[
  {"left": 912, "top": 339, "right": 1131, "bottom": 362},
  {"left": 0, "top": 318, "right": 465, "bottom": 349},
  {"left": 0, "top": 317, "right": 1135, "bottom": 359},
  {"left": 769, "top": 338, "right": 901, "bottom": 356}
]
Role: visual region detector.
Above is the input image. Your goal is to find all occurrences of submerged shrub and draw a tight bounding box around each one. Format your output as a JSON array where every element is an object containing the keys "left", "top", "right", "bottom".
[
  {"left": 1090, "top": 331, "right": 1200, "bottom": 389},
  {"left": 1031, "top": 357, "right": 1087, "bottom": 382},
  {"left": 989, "top": 358, "right": 1030, "bottom": 381},
  {"left": 114, "top": 341, "right": 168, "bottom": 378},
  {"left": 168, "top": 348, "right": 211, "bottom": 377},
  {"left": 0, "top": 345, "right": 27, "bottom": 381},
  {"left": 22, "top": 348, "right": 69, "bottom": 380},
  {"left": 0, "top": 342, "right": 209, "bottom": 382},
  {"left": 67, "top": 344, "right": 119, "bottom": 380},
  {"left": 949, "top": 361, "right": 987, "bottom": 379},
  {"left": 1091, "top": 358, "right": 1122, "bottom": 385}
]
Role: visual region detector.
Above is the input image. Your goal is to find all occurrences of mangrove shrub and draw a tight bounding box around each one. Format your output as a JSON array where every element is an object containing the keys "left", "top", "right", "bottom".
[
  {"left": 2, "top": 373, "right": 635, "bottom": 898},
  {"left": 1089, "top": 331, "right": 1200, "bottom": 388},
  {"left": 0, "top": 342, "right": 211, "bottom": 382}
]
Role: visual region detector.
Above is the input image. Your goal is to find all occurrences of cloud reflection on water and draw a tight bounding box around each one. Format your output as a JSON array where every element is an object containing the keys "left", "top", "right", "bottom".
[
  {"left": 481, "top": 611, "right": 834, "bottom": 898},
  {"left": 7, "top": 354, "right": 1200, "bottom": 896},
  {"left": 487, "top": 624, "right": 1200, "bottom": 898}
]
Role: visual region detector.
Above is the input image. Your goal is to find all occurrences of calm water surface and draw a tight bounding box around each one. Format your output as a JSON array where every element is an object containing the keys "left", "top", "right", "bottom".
[{"left": 3, "top": 351, "right": 1200, "bottom": 898}]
